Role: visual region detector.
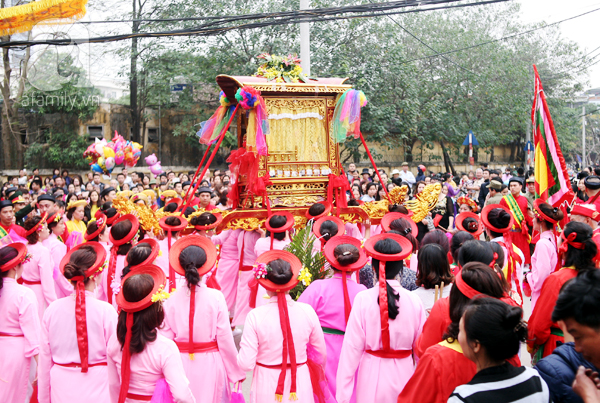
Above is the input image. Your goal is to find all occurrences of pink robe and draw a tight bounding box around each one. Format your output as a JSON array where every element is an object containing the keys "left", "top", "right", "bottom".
[
  {"left": 0, "top": 278, "right": 41, "bottom": 403},
  {"left": 344, "top": 223, "right": 363, "bottom": 241},
  {"left": 211, "top": 229, "right": 242, "bottom": 312},
  {"left": 527, "top": 231, "right": 557, "bottom": 310},
  {"left": 232, "top": 230, "right": 260, "bottom": 327},
  {"left": 38, "top": 291, "right": 118, "bottom": 403},
  {"left": 161, "top": 284, "right": 245, "bottom": 403},
  {"left": 298, "top": 273, "right": 366, "bottom": 401},
  {"left": 237, "top": 294, "right": 327, "bottom": 403},
  {"left": 94, "top": 242, "right": 113, "bottom": 303},
  {"left": 98, "top": 254, "right": 126, "bottom": 310},
  {"left": 107, "top": 333, "right": 195, "bottom": 403},
  {"left": 43, "top": 234, "right": 73, "bottom": 298},
  {"left": 156, "top": 238, "right": 186, "bottom": 289},
  {"left": 253, "top": 238, "right": 291, "bottom": 308},
  {"left": 23, "top": 242, "right": 57, "bottom": 320},
  {"left": 336, "top": 280, "right": 426, "bottom": 403}
]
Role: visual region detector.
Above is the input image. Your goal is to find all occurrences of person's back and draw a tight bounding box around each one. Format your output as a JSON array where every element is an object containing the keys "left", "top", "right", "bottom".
[
  {"left": 40, "top": 295, "right": 117, "bottom": 402},
  {"left": 162, "top": 284, "right": 243, "bottom": 402},
  {"left": 449, "top": 364, "right": 549, "bottom": 403},
  {"left": 337, "top": 282, "right": 426, "bottom": 402},
  {"left": 449, "top": 298, "right": 550, "bottom": 403}
]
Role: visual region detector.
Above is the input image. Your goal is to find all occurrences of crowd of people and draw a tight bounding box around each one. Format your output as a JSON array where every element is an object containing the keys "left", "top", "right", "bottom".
[{"left": 0, "top": 161, "right": 599, "bottom": 403}]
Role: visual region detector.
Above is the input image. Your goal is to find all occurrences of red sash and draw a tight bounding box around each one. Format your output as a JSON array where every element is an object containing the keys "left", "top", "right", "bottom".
[
  {"left": 174, "top": 341, "right": 219, "bottom": 353},
  {"left": 366, "top": 349, "right": 412, "bottom": 359}
]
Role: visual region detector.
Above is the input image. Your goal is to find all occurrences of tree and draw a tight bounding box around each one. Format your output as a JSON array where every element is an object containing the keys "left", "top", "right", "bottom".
[{"left": 109, "top": 0, "right": 590, "bottom": 168}]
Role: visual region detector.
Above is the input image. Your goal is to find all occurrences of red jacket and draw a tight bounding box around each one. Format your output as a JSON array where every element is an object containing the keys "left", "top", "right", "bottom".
[{"left": 528, "top": 267, "right": 578, "bottom": 359}]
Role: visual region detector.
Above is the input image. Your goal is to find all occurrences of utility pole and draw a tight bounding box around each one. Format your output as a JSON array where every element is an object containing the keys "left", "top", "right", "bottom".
[
  {"left": 300, "top": 0, "right": 310, "bottom": 76},
  {"left": 583, "top": 106, "right": 586, "bottom": 167}
]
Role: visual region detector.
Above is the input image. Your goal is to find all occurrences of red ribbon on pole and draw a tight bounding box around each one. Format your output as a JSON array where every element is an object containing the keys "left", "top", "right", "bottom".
[
  {"left": 181, "top": 104, "right": 240, "bottom": 212},
  {"left": 358, "top": 132, "right": 390, "bottom": 202},
  {"left": 180, "top": 142, "right": 213, "bottom": 207}
]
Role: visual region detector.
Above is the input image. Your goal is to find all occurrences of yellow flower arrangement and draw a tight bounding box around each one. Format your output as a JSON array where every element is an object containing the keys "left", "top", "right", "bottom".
[
  {"left": 254, "top": 53, "right": 311, "bottom": 83},
  {"left": 298, "top": 267, "right": 312, "bottom": 287},
  {"left": 150, "top": 284, "right": 171, "bottom": 303}
]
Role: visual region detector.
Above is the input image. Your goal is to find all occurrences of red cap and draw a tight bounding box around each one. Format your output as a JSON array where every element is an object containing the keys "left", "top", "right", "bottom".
[
  {"left": 381, "top": 212, "right": 418, "bottom": 237},
  {"left": 481, "top": 204, "right": 514, "bottom": 234},
  {"left": 109, "top": 214, "right": 140, "bottom": 246},
  {"left": 159, "top": 215, "right": 189, "bottom": 232},
  {"left": 59, "top": 242, "right": 107, "bottom": 278},
  {"left": 571, "top": 204, "right": 600, "bottom": 222},
  {"left": 193, "top": 212, "right": 223, "bottom": 231},
  {"left": 84, "top": 213, "right": 108, "bottom": 241},
  {"left": 255, "top": 250, "right": 301, "bottom": 293},
  {"left": 323, "top": 235, "right": 368, "bottom": 272},
  {"left": 265, "top": 211, "right": 295, "bottom": 233},
  {"left": 169, "top": 235, "right": 217, "bottom": 277},
  {"left": 305, "top": 201, "right": 332, "bottom": 220},
  {"left": 456, "top": 196, "right": 478, "bottom": 213},
  {"left": 455, "top": 212, "right": 484, "bottom": 238},
  {"left": 24, "top": 211, "right": 48, "bottom": 237},
  {"left": 130, "top": 239, "right": 160, "bottom": 268},
  {"left": 312, "top": 216, "right": 345, "bottom": 241},
  {"left": 0, "top": 243, "right": 28, "bottom": 272}
]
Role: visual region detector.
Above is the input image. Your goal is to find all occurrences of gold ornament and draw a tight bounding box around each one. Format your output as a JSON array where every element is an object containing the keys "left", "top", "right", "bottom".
[
  {"left": 404, "top": 183, "right": 442, "bottom": 223},
  {"left": 388, "top": 185, "right": 409, "bottom": 205}
]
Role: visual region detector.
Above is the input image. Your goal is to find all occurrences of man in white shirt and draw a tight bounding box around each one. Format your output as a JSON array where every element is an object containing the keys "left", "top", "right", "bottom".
[
  {"left": 17, "top": 169, "right": 27, "bottom": 186},
  {"left": 122, "top": 168, "right": 134, "bottom": 187},
  {"left": 399, "top": 162, "right": 416, "bottom": 186}
]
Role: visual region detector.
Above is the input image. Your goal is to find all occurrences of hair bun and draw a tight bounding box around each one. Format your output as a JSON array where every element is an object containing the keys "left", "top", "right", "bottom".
[{"left": 63, "top": 263, "right": 83, "bottom": 279}]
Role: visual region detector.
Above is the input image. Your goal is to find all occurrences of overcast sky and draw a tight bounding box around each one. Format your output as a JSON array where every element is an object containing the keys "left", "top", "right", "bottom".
[
  {"left": 517, "top": 0, "right": 600, "bottom": 90},
  {"left": 65, "top": 0, "right": 600, "bottom": 91}
]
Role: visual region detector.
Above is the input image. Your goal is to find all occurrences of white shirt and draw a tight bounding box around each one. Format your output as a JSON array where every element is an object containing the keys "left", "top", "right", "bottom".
[{"left": 399, "top": 170, "right": 416, "bottom": 186}]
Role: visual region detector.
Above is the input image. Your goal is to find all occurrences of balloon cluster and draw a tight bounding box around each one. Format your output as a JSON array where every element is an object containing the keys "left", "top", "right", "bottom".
[
  {"left": 84, "top": 131, "right": 143, "bottom": 176},
  {"left": 144, "top": 154, "right": 163, "bottom": 176}
]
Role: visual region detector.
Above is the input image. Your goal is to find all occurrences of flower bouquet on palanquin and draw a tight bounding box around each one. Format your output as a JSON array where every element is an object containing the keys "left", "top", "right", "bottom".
[
  {"left": 255, "top": 53, "right": 313, "bottom": 83},
  {"left": 286, "top": 221, "right": 328, "bottom": 300}
]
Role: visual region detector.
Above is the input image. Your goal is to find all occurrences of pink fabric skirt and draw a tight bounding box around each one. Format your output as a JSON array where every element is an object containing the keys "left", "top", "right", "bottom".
[
  {"left": 0, "top": 336, "right": 31, "bottom": 403},
  {"left": 50, "top": 365, "right": 110, "bottom": 403}
]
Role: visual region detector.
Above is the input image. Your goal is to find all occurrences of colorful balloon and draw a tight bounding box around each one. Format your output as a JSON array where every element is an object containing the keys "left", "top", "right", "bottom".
[
  {"left": 105, "top": 157, "right": 115, "bottom": 171},
  {"left": 103, "top": 147, "right": 115, "bottom": 159}
]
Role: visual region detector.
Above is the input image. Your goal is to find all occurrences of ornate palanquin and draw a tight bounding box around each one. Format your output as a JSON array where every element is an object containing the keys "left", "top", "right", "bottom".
[
  {"left": 208, "top": 75, "right": 442, "bottom": 232},
  {"left": 216, "top": 75, "right": 371, "bottom": 230}
]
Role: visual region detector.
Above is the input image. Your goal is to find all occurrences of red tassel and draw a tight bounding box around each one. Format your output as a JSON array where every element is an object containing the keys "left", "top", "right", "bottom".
[
  {"left": 275, "top": 294, "right": 289, "bottom": 399},
  {"left": 282, "top": 295, "right": 298, "bottom": 397},
  {"left": 168, "top": 231, "right": 176, "bottom": 291},
  {"left": 379, "top": 262, "right": 391, "bottom": 351},
  {"left": 74, "top": 279, "right": 89, "bottom": 372},
  {"left": 189, "top": 286, "right": 196, "bottom": 359},
  {"left": 248, "top": 278, "right": 258, "bottom": 309},
  {"left": 342, "top": 272, "right": 351, "bottom": 324},
  {"left": 107, "top": 247, "right": 118, "bottom": 305},
  {"left": 117, "top": 313, "right": 134, "bottom": 403}
]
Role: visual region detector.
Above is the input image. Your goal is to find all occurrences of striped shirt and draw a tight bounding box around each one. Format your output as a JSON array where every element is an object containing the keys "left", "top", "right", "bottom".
[{"left": 448, "top": 362, "right": 550, "bottom": 403}]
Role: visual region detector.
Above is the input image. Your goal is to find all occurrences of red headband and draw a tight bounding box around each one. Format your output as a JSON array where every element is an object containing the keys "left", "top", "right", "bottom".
[
  {"left": 24, "top": 212, "right": 48, "bottom": 237},
  {"left": 558, "top": 232, "right": 586, "bottom": 256},
  {"left": 533, "top": 199, "right": 559, "bottom": 224},
  {"left": 454, "top": 270, "right": 514, "bottom": 305}
]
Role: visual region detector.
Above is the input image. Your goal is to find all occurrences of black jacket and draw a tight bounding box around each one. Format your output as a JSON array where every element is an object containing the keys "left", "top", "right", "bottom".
[{"left": 536, "top": 342, "right": 598, "bottom": 403}]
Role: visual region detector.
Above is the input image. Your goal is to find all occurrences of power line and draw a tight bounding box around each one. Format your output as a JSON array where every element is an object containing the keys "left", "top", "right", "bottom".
[
  {"left": 401, "top": 6, "right": 600, "bottom": 64},
  {"left": 0, "top": 0, "right": 509, "bottom": 48},
  {"left": 366, "top": 0, "right": 479, "bottom": 76}
]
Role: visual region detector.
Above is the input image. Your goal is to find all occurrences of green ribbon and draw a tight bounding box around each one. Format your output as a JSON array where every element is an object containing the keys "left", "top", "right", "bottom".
[{"left": 322, "top": 326, "right": 345, "bottom": 335}]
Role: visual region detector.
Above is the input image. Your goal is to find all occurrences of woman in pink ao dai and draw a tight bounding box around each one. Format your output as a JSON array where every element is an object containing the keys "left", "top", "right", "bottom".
[
  {"left": 0, "top": 243, "right": 41, "bottom": 403},
  {"left": 238, "top": 250, "right": 327, "bottom": 403},
  {"left": 38, "top": 242, "right": 117, "bottom": 403},
  {"left": 162, "top": 235, "right": 245, "bottom": 403}
]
